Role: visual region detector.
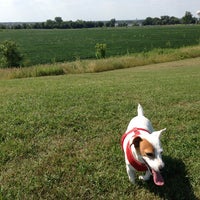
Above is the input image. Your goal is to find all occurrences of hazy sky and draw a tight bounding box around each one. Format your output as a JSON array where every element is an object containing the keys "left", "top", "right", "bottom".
[{"left": 0, "top": 0, "right": 200, "bottom": 22}]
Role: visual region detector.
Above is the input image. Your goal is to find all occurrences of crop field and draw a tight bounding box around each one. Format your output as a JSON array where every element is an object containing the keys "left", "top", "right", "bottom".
[
  {"left": 0, "top": 25, "right": 200, "bottom": 66},
  {"left": 0, "top": 57, "right": 200, "bottom": 199}
]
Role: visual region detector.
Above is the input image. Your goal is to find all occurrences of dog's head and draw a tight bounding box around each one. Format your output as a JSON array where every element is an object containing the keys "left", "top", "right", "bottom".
[{"left": 131, "top": 128, "right": 166, "bottom": 185}]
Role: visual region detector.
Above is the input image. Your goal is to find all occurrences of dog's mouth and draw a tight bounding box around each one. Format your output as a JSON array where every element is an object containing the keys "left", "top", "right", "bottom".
[
  {"left": 143, "top": 159, "right": 164, "bottom": 186},
  {"left": 151, "top": 169, "right": 164, "bottom": 186}
]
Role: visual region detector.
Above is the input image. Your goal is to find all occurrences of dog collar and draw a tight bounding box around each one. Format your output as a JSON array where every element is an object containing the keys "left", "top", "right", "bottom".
[{"left": 121, "top": 128, "right": 150, "bottom": 171}]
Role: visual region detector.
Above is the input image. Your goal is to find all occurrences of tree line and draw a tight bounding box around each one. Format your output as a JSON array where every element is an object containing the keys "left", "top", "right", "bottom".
[
  {"left": 0, "top": 11, "right": 199, "bottom": 29},
  {"left": 0, "top": 18, "right": 116, "bottom": 29},
  {"left": 142, "top": 11, "right": 197, "bottom": 25}
]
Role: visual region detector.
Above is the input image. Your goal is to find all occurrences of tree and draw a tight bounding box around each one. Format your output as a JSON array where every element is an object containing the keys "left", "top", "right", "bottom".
[
  {"left": 54, "top": 17, "right": 63, "bottom": 28},
  {"left": 106, "top": 19, "right": 116, "bottom": 27},
  {"left": 55, "top": 17, "right": 63, "bottom": 24},
  {"left": 96, "top": 21, "right": 104, "bottom": 27},
  {"left": 182, "top": 11, "right": 195, "bottom": 24},
  {"left": 45, "top": 19, "right": 56, "bottom": 29},
  {"left": 152, "top": 17, "right": 161, "bottom": 25},
  {"left": 0, "top": 40, "right": 23, "bottom": 68},
  {"left": 110, "top": 18, "right": 116, "bottom": 27},
  {"left": 142, "top": 17, "right": 153, "bottom": 25},
  {"left": 169, "top": 16, "right": 181, "bottom": 24},
  {"left": 95, "top": 43, "right": 107, "bottom": 59},
  {"left": 160, "top": 16, "right": 170, "bottom": 25}
]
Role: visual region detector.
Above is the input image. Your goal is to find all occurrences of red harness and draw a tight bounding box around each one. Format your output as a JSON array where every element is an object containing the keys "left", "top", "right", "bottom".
[{"left": 121, "top": 128, "right": 150, "bottom": 171}]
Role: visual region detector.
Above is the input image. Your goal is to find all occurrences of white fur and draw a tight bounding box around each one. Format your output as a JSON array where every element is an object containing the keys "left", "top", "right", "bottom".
[{"left": 123, "top": 104, "right": 166, "bottom": 184}]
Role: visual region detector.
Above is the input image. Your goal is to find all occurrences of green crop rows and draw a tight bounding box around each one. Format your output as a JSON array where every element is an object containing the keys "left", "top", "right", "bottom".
[{"left": 0, "top": 25, "right": 200, "bottom": 66}]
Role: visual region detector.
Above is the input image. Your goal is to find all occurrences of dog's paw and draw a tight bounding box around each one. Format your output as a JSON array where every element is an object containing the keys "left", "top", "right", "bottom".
[
  {"left": 139, "top": 175, "right": 150, "bottom": 181},
  {"left": 129, "top": 177, "right": 135, "bottom": 184},
  {"left": 139, "top": 175, "right": 145, "bottom": 180},
  {"left": 128, "top": 175, "right": 135, "bottom": 184}
]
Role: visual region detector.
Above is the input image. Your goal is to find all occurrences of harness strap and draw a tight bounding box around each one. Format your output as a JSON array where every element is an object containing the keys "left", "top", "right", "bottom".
[
  {"left": 121, "top": 128, "right": 150, "bottom": 171},
  {"left": 121, "top": 128, "right": 150, "bottom": 148}
]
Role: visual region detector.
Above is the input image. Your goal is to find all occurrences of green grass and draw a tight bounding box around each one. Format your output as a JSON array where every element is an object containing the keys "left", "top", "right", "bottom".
[
  {"left": 0, "top": 58, "right": 200, "bottom": 199},
  {"left": 1, "top": 25, "right": 200, "bottom": 66},
  {"left": 1, "top": 44, "right": 200, "bottom": 80}
]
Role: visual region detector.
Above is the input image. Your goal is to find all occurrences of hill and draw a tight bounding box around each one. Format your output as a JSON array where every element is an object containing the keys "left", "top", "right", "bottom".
[{"left": 0, "top": 58, "right": 200, "bottom": 199}]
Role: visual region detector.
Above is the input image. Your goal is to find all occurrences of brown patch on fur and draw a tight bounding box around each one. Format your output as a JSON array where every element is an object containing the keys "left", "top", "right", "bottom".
[{"left": 139, "top": 139, "right": 155, "bottom": 157}]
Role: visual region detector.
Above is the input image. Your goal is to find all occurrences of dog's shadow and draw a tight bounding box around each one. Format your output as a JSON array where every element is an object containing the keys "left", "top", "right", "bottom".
[{"left": 138, "top": 156, "right": 198, "bottom": 200}]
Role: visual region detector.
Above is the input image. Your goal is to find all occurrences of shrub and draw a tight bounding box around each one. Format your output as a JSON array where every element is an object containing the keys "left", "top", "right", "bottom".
[
  {"left": 36, "top": 66, "right": 65, "bottom": 77},
  {"left": 95, "top": 43, "right": 107, "bottom": 59},
  {"left": 0, "top": 40, "right": 23, "bottom": 68}
]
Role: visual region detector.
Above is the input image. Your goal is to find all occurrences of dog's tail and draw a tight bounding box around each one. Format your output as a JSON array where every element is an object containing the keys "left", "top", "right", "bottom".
[{"left": 137, "top": 104, "right": 144, "bottom": 116}]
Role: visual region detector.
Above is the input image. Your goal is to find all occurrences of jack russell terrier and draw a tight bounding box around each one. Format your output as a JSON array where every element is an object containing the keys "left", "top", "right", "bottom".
[{"left": 121, "top": 104, "right": 166, "bottom": 186}]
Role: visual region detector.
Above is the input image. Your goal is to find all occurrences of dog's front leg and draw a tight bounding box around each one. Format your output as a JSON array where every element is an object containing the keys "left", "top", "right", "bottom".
[
  {"left": 126, "top": 165, "right": 136, "bottom": 184},
  {"left": 139, "top": 170, "right": 151, "bottom": 181}
]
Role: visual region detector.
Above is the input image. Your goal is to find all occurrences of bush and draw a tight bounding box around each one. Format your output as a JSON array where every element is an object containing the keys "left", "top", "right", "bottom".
[
  {"left": 36, "top": 66, "right": 65, "bottom": 77},
  {"left": 95, "top": 43, "right": 107, "bottom": 59},
  {"left": 0, "top": 40, "right": 23, "bottom": 68}
]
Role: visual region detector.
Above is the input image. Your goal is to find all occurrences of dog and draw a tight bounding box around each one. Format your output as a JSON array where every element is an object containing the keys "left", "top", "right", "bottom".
[{"left": 121, "top": 104, "right": 166, "bottom": 186}]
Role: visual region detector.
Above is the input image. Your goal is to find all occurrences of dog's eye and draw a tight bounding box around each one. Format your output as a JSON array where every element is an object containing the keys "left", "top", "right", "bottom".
[{"left": 146, "top": 152, "right": 154, "bottom": 157}]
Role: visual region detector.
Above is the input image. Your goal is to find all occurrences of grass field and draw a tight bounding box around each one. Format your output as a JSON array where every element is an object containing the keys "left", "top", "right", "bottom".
[
  {"left": 0, "top": 57, "right": 200, "bottom": 199},
  {"left": 1, "top": 25, "right": 200, "bottom": 66}
]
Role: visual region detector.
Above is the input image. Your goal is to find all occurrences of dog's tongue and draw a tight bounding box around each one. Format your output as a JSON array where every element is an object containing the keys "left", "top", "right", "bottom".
[{"left": 152, "top": 170, "right": 164, "bottom": 186}]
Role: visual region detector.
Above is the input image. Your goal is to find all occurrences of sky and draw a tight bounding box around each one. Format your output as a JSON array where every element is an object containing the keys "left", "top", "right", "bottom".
[{"left": 0, "top": 0, "right": 200, "bottom": 22}]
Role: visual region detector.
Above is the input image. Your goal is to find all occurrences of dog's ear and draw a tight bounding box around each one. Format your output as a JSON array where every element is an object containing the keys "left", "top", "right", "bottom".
[
  {"left": 153, "top": 128, "right": 166, "bottom": 138},
  {"left": 131, "top": 136, "right": 142, "bottom": 148}
]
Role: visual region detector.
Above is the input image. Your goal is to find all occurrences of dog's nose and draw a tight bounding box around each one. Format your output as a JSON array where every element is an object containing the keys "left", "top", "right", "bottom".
[{"left": 159, "top": 164, "right": 164, "bottom": 171}]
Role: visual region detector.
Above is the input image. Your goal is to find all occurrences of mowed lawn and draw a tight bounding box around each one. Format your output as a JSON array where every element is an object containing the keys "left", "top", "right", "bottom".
[{"left": 0, "top": 58, "right": 200, "bottom": 199}]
